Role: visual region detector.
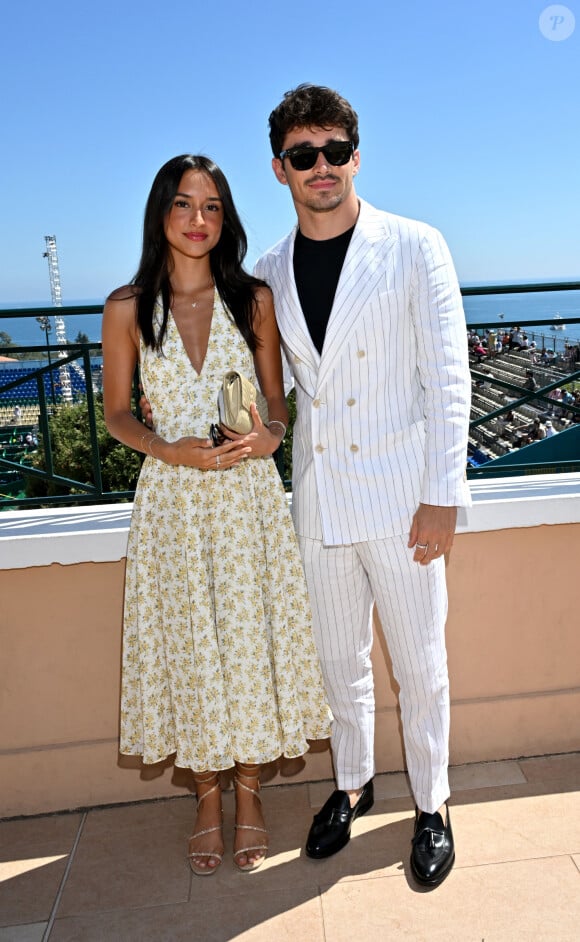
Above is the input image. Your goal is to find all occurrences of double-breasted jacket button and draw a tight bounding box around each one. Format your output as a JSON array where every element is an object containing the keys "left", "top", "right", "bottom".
[
  {"left": 314, "top": 444, "right": 325, "bottom": 454},
  {"left": 346, "top": 398, "right": 356, "bottom": 407},
  {"left": 350, "top": 444, "right": 360, "bottom": 453}
]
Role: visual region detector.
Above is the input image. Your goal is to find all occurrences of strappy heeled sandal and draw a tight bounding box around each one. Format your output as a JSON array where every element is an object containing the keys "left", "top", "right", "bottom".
[
  {"left": 233, "top": 765, "right": 269, "bottom": 873},
  {"left": 188, "top": 771, "right": 224, "bottom": 876}
]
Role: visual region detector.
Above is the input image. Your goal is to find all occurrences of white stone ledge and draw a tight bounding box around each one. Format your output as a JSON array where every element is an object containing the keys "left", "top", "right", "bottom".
[
  {"left": 0, "top": 504, "right": 133, "bottom": 569},
  {"left": 1, "top": 472, "right": 579, "bottom": 569},
  {"left": 456, "top": 471, "right": 580, "bottom": 533}
]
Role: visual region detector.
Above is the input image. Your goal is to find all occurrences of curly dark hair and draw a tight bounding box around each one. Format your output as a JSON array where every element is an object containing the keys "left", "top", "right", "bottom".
[
  {"left": 132, "top": 155, "right": 266, "bottom": 353},
  {"left": 268, "top": 84, "right": 359, "bottom": 157}
]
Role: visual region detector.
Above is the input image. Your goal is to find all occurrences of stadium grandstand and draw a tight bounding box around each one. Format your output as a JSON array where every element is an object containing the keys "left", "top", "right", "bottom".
[{"left": 467, "top": 333, "right": 580, "bottom": 467}]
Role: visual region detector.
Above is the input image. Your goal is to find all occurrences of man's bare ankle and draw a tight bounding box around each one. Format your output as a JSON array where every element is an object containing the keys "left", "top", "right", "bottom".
[{"left": 346, "top": 787, "right": 363, "bottom": 808}]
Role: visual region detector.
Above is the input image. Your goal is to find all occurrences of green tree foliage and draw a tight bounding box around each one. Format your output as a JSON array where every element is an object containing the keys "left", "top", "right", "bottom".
[
  {"left": 74, "top": 331, "right": 90, "bottom": 344},
  {"left": 0, "top": 330, "right": 15, "bottom": 347},
  {"left": 26, "top": 395, "right": 143, "bottom": 499}
]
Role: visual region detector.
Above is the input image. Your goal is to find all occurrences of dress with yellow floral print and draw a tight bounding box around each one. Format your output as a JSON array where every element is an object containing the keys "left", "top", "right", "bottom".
[{"left": 120, "top": 292, "right": 332, "bottom": 770}]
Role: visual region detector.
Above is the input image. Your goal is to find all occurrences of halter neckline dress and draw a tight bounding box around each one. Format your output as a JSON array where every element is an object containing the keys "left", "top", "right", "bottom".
[{"left": 120, "top": 292, "right": 331, "bottom": 771}]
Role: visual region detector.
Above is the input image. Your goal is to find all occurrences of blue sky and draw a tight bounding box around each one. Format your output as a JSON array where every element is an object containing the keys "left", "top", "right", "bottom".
[{"left": 0, "top": 0, "right": 578, "bottom": 304}]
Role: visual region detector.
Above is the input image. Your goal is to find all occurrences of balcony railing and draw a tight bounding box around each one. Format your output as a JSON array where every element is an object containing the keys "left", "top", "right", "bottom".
[{"left": 1, "top": 283, "right": 580, "bottom": 508}]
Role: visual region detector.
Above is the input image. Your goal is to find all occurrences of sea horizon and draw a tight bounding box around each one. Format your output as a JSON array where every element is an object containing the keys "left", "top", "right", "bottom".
[{"left": 1, "top": 289, "right": 580, "bottom": 349}]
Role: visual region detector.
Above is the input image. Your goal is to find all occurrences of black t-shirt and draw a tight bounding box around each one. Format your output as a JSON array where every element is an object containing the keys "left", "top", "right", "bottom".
[{"left": 293, "top": 225, "right": 355, "bottom": 355}]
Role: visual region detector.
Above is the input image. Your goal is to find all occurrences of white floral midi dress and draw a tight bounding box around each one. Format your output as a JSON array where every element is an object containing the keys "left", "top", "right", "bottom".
[{"left": 120, "top": 293, "right": 331, "bottom": 771}]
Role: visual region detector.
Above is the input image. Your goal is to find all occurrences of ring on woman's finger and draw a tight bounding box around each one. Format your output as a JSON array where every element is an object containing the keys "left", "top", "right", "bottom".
[
  {"left": 416, "top": 542, "right": 428, "bottom": 550},
  {"left": 216, "top": 455, "right": 221, "bottom": 469}
]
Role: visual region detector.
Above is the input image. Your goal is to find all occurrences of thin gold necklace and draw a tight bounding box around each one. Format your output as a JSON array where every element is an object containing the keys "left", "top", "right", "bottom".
[{"left": 190, "top": 281, "right": 214, "bottom": 309}]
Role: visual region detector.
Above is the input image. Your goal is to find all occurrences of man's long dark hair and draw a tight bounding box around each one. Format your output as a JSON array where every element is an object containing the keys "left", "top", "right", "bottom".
[{"left": 133, "top": 154, "right": 265, "bottom": 353}]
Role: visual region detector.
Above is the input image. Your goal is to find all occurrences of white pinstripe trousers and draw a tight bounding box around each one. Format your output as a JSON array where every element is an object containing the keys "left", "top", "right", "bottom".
[{"left": 298, "top": 534, "right": 451, "bottom": 815}]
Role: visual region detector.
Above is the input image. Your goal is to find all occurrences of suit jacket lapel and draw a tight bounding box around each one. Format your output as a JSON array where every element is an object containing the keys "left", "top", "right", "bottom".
[
  {"left": 317, "top": 200, "right": 398, "bottom": 390},
  {"left": 268, "top": 226, "right": 320, "bottom": 373}
]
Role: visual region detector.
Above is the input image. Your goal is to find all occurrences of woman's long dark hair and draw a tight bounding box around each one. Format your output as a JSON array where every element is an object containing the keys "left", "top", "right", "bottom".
[{"left": 133, "top": 155, "right": 266, "bottom": 353}]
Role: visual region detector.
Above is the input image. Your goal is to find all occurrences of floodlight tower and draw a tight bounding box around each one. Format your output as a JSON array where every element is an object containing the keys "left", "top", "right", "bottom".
[{"left": 43, "top": 235, "right": 72, "bottom": 403}]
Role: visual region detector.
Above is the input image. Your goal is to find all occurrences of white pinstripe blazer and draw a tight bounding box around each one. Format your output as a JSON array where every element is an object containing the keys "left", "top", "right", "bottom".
[{"left": 255, "top": 199, "right": 472, "bottom": 546}]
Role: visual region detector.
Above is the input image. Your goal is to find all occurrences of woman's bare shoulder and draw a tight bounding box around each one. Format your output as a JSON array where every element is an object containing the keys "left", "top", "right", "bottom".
[
  {"left": 253, "top": 283, "right": 273, "bottom": 305},
  {"left": 106, "top": 284, "right": 140, "bottom": 303},
  {"left": 253, "top": 283, "right": 275, "bottom": 317},
  {"left": 102, "top": 285, "right": 140, "bottom": 340}
]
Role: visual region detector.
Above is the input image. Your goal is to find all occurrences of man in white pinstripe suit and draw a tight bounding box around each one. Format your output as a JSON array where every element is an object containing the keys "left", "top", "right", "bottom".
[{"left": 254, "top": 84, "right": 472, "bottom": 887}]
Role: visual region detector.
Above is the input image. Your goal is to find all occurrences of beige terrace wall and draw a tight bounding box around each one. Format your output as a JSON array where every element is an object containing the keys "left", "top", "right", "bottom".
[{"left": 1, "top": 506, "right": 580, "bottom": 817}]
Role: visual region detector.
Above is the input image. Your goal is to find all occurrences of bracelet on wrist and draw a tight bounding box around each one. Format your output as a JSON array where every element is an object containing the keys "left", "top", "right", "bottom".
[
  {"left": 141, "top": 432, "right": 160, "bottom": 458},
  {"left": 268, "top": 420, "right": 287, "bottom": 438}
]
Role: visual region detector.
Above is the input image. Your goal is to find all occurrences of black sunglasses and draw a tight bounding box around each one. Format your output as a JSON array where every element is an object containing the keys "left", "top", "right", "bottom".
[{"left": 279, "top": 140, "right": 354, "bottom": 172}]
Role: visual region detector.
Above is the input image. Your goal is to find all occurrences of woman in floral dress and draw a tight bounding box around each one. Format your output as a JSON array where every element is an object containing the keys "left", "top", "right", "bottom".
[{"left": 103, "top": 155, "right": 331, "bottom": 875}]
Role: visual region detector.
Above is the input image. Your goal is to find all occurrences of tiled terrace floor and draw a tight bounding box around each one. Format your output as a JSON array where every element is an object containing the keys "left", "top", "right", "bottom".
[{"left": 1, "top": 752, "right": 579, "bottom": 941}]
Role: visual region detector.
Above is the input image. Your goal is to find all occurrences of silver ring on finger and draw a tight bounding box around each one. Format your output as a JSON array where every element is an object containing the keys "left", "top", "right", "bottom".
[
  {"left": 216, "top": 455, "right": 221, "bottom": 469},
  {"left": 416, "top": 542, "right": 428, "bottom": 550}
]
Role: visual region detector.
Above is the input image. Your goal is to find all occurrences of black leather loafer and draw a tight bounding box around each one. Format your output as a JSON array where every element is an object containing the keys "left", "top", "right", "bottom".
[
  {"left": 410, "top": 804, "right": 455, "bottom": 887},
  {"left": 305, "top": 779, "right": 374, "bottom": 859}
]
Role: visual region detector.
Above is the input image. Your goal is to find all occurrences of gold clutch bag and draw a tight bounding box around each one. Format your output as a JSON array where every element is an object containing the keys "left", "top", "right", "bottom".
[{"left": 218, "top": 371, "right": 269, "bottom": 434}]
